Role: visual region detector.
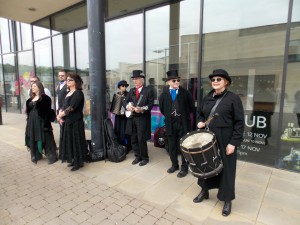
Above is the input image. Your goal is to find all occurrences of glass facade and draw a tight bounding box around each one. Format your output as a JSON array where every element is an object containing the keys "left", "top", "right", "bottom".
[{"left": 0, "top": 0, "right": 300, "bottom": 172}]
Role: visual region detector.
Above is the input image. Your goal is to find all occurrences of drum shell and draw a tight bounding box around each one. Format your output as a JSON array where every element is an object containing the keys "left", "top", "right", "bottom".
[{"left": 180, "top": 130, "right": 223, "bottom": 179}]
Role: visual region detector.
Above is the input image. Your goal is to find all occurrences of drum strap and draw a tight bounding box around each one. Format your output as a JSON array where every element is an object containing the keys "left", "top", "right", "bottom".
[{"left": 207, "top": 92, "right": 227, "bottom": 125}]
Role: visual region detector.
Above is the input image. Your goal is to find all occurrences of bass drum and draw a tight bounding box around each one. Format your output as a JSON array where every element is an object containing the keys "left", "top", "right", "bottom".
[{"left": 180, "top": 129, "right": 223, "bottom": 179}]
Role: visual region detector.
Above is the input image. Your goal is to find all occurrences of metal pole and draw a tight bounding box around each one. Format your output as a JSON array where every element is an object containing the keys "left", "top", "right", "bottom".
[
  {"left": 87, "top": 0, "right": 106, "bottom": 161},
  {"left": 0, "top": 96, "right": 3, "bottom": 125}
]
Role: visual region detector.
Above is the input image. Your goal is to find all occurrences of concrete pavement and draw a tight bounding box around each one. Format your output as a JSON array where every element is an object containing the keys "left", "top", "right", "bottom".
[{"left": 0, "top": 112, "right": 300, "bottom": 225}]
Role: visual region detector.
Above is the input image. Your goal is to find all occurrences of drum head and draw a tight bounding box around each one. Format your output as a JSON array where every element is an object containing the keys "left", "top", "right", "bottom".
[{"left": 180, "top": 130, "right": 215, "bottom": 152}]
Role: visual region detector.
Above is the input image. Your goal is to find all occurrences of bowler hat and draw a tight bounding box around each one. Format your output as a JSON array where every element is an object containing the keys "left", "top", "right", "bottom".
[
  {"left": 208, "top": 69, "right": 231, "bottom": 84},
  {"left": 166, "top": 70, "right": 181, "bottom": 81},
  {"left": 117, "top": 80, "right": 129, "bottom": 88},
  {"left": 131, "top": 70, "right": 145, "bottom": 78}
]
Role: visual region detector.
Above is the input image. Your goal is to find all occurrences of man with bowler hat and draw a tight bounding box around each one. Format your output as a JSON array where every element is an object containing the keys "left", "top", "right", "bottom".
[
  {"left": 123, "top": 70, "right": 154, "bottom": 166},
  {"left": 159, "top": 70, "right": 194, "bottom": 177}
]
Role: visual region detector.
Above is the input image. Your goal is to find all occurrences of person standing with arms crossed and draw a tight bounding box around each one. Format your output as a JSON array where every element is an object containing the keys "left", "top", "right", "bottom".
[
  {"left": 159, "top": 70, "right": 194, "bottom": 178},
  {"left": 194, "top": 69, "right": 244, "bottom": 216},
  {"left": 123, "top": 70, "right": 154, "bottom": 166}
]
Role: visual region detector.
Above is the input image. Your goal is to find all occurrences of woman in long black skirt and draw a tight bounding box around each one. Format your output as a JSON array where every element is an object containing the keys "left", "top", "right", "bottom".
[
  {"left": 25, "top": 81, "right": 57, "bottom": 164},
  {"left": 57, "top": 72, "right": 87, "bottom": 171}
]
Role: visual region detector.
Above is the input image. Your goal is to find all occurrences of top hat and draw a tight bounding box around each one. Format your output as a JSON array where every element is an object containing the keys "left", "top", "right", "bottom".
[
  {"left": 131, "top": 70, "right": 145, "bottom": 78},
  {"left": 166, "top": 70, "right": 180, "bottom": 81},
  {"left": 208, "top": 69, "right": 232, "bottom": 84},
  {"left": 117, "top": 80, "right": 129, "bottom": 88}
]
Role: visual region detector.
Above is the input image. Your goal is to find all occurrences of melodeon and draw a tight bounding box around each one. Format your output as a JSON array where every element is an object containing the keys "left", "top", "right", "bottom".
[
  {"left": 110, "top": 94, "right": 124, "bottom": 115},
  {"left": 180, "top": 129, "right": 223, "bottom": 179}
]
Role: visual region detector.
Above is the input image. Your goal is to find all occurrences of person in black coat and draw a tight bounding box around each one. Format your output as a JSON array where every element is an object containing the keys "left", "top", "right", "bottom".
[
  {"left": 110, "top": 80, "right": 131, "bottom": 152},
  {"left": 56, "top": 69, "right": 68, "bottom": 159},
  {"left": 123, "top": 70, "right": 154, "bottom": 166},
  {"left": 159, "top": 70, "right": 194, "bottom": 178},
  {"left": 25, "top": 81, "right": 57, "bottom": 164},
  {"left": 194, "top": 69, "right": 244, "bottom": 217}
]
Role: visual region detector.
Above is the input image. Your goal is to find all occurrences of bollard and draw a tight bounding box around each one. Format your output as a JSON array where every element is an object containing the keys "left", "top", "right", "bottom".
[{"left": 0, "top": 96, "right": 3, "bottom": 125}]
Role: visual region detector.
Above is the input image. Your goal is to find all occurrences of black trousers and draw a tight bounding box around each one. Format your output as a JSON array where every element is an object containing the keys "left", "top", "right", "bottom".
[
  {"left": 167, "top": 119, "right": 188, "bottom": 171},
  {"left": 131, "top": 116, "right": 149, "bottom": 161}
]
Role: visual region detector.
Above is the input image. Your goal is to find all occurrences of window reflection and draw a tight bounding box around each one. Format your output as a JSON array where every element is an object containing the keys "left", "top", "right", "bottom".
[
  {"left": 75, "top": 29, "right": 90, "bottom": 128},
  {"left": 0, "top": 18, "right": 10, "bottom": 53},
  {"left": 18, "top": 51, "right": 34, "bottom": 112},
  {"left": 279, "top": 0, "right": 300, "bottom": 172},
  {"left": 106, "top": 14, "right": 143, "bottom": 101},
  {"left": 53, "top": 33, "right": 75, "bottom": 74},
  {"left": 33, "top": 18, "right": 50, "bottom": 40},
  {"left": 3, "top": 54, "right": 20, "bottom": 112},
  {"left": 21, "top": 23, "right": 32, "bottom": 50},
  {"left": 202, "top": 0, "right": 289, "bottom": 166},
  {"left": 34, "top": 39, "right": 54, "bottom": 105}
]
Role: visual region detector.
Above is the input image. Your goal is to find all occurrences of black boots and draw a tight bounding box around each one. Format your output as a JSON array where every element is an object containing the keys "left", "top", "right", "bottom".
[
  {"left": 222, "top": 201, "right": 232, "bottom": 216},
  {"left": 193, "top": 190, "right": 209, "bottom": 203}
]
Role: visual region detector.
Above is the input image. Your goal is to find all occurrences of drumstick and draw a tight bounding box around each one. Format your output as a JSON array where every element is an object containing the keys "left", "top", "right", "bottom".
[{"left": 204, "top": 113, "right": 219, "bottom": 125}]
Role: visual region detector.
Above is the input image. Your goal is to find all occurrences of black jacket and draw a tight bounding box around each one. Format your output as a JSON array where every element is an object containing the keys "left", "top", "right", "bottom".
[
  {"left": 26, "top": 94, "right": 52, "bottom": 129},
  {"left": 123, "top": 85, "right": 154, "bottom": 140},
  {"left": 159, "top": 86, "right": 194, "bottom": 135}
]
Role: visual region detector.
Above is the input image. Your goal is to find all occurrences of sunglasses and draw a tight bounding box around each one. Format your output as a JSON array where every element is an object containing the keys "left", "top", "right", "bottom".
[
  {"left": 211, "top": 78, "right": 223, "bottom": 82},
  {"left": 67, "top": 78, "right": 74, "bottom": 81},
  {"left": 120, "top": 85, "right": 126, "bottom": 87},
  {"left": 172, "top": 79, "right": 180, "bottom": 83}
]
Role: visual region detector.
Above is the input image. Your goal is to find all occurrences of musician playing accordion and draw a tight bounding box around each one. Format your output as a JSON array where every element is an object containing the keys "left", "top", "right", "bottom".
[
  {"left": 110, "top": 80, "right": 131, "bottom": 152},
  {"left": 159, "top": 70, "right": 194, "bottom": 178},
  {"left": 123, "top": 70, "right": 154, "bottom": 166},
  {"left": 195, "top": 69, "right": 244, "bottom": 217}
]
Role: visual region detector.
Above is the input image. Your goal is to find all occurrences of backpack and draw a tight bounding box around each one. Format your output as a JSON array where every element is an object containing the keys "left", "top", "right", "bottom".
[{"left": 103, "top": 119, "right": 126, "bottom": 162}]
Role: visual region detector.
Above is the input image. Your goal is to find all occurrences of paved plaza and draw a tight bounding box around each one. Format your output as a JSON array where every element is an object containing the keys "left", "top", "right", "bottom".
[{"left": 0, "top": 112, "right": 300, "bottom": 225}]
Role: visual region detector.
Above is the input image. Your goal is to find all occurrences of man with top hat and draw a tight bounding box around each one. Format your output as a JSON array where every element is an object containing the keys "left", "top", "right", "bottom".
[
  {"left": 123, "top": 70, "right": 154, "bottom": 166},
  {"left": 159, "top": 70, "right": 194, "bottom": 178},
  {"left": 110, "top": 80, "right": 131, "bottom": 152}
]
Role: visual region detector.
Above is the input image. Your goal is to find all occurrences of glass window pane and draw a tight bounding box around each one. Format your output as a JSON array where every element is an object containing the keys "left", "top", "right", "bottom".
[
  {"left": 18, "top": 51, "right": 34, "bottom": 113},
  {"left": 0, "top": 57, "right": 4, "bottom": 110},
  {"left": 16, "top": 22, "right": 22, "bottom": 51},
  {"left": 34, "top": 39, "right": 54, "bottom": 108},
  {"left": 33, "top": 18, "right": 50, "bottom": 40},
  {"left": 21, "top": 23, "right": 32, "bottom": 50},
  {"left": 0, "top": 18, "right": 11, "bottom": 53},
  {"left": 107, "top": 0, "right": 165, "bottom": 18},
  {"left": 3, "top": 54, "right": 20, "bottom": 112},
  {"left": 146, "top": 6, "right": 169, "bottom": 102},
  {"left": 53, "top": 33, "right": 75, "bottom": 74},
  {"left": 279, "top": 0, "right": 300, "bottom": 172},
  {"left": 51, "top": 4, "right": 87, "bottom": 34},
  {"left": 202, "top": 0, "right": 289, "bottom": 167},
  {"left": 75, "top": 28, "right": 90, "bottom": 128},
  {"left": 106, "top": 14, "right": 143, "bottom": 101}
]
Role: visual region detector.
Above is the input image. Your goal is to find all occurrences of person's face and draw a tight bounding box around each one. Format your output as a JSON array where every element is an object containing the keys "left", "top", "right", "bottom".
[
  {"left": 210, "top": 76, "right": 228, "bottom": 91},
  {"left": 168, "top": 78, "right": 180, "bottom": 89},
  {"left": 30, "top": 78, "right": 38, "bottom": 84},
  {"left": 132, "top": 77, "right": 143, "bottom": 87},
  {"left": 58, "top": 72, "right": 66, "bottom": 81},
  {"left": 119, "top": 85, "right": 127, "bottom": 91},
  {"left": 66, "top": 77, "right": 75, "bottom": 88},
  {"left": 31, "top": 83, "right": 39, "bottom": 94}
]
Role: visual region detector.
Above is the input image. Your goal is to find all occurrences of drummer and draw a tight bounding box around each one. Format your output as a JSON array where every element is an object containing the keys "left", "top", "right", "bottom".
[
  {"left": 195, "top": 69, "right": 244, "bottom": 216},
  {"left": 158, "top": 70, "right": 194, "bottom": 178}
]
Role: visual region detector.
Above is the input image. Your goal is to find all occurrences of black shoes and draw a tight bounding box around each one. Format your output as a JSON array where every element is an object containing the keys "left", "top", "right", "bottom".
[
  {"left": 167, "top": 166, "right": 179, "bottom": 173},
  {"left": 132, "top": 158, "right": 141, "bottom": 165},
  {"left": 139, "top": 160, "right": 149, "bottom": 166},
  {"left": 177, "top": 170, "right": 187, "bottom": 178},
  {"left": 70, "top": 164, "right": 83, "bottom": 171},
  {"left": 193, "top": 190, "right": 209, "bottom": 203},
  {"left": 222, "top": 201, "right": 232, "bottom": 216}
]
